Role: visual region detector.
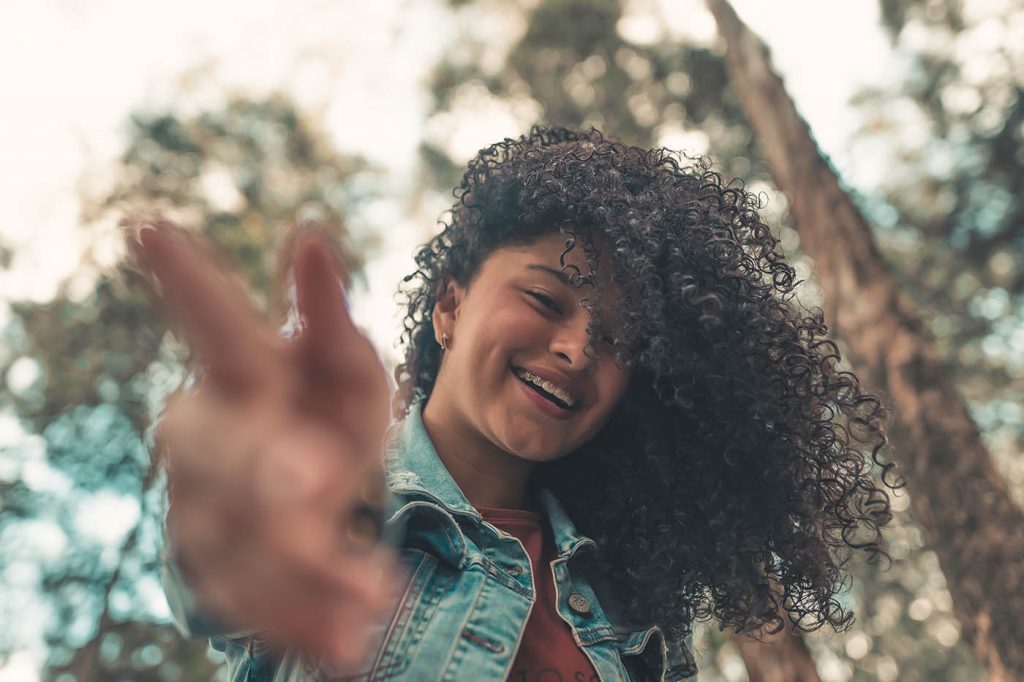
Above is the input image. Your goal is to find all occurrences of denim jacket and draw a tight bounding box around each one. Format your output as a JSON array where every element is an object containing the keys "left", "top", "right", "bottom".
[{"left": 163, "top": 400, "right": 698, "bottom": 681}]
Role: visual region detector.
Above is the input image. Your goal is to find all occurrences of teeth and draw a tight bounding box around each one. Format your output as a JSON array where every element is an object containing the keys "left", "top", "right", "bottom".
[{"left": 514, "top": 368, "right": 577, "bottom": 408}]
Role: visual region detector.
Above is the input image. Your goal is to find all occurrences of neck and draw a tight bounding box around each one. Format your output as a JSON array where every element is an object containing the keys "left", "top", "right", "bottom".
[{"left": 421, "top": 396, "right": 536, "bottom": 511}]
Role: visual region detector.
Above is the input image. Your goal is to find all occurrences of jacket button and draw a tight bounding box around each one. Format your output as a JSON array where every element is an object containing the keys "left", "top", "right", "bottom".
[
  {"left": 567, "top": 593, "right": 592, "bottom": 615},
  {"left": 508, "top": 564, "right": 523, "bottom": 576}
]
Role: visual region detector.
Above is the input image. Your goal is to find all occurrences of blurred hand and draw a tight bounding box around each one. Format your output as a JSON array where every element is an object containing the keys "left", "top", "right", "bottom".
[{"left": 134, "top": 222, "right": 399, "bottom": 666}]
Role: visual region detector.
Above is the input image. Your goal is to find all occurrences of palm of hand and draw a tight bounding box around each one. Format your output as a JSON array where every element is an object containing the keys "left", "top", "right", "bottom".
[{"left": 134, "top": 223, "right": 398, "bottom": 666}]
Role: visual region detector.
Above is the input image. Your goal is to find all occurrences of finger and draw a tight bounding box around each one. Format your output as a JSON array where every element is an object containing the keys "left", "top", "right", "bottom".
[
  {"left": 264, "top": 590, "right": 386, "bottom": 668},
  {"left": 291, "top": 231, "right": 376, "bottom": 378},
  {"left": 273, "top": 552, "right": 400, "bottom": 665},
  {"left": 317, "top": 594, "right": 393, "bottom": 670},
  {"left": 179, "top": 511, "right": 330, "bottom": 636},
  {"left": 177, "top": 479, "right": 400, "bottom": 658},
  {"left": 132, "top": 223, "right": 272, "bottom": 390},
  {"left": 289, "top": 231, "right": 392, "bottom": 454},
  {"left": 208, "top": 539, "right": 397, "bottom": 659}
]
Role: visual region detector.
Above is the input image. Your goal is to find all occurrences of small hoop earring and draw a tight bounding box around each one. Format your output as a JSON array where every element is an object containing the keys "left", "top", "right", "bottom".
[{"left": 440, "top": 332, "right": 450, "bottom": 351}]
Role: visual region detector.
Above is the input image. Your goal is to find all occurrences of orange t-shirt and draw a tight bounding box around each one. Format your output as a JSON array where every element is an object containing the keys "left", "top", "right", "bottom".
[{"left": 478, "top": 507, "right": 600, "bottom": 682}]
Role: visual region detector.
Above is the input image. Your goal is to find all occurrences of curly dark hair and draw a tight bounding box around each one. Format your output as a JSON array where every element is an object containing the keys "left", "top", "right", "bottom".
[{"left": 393, "top": 125, "right": 897, "bottom": 640}]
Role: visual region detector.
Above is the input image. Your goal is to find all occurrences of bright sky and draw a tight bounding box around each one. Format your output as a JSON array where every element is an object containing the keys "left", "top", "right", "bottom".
[
  {"left": 0, "top": 1, "right": 897, "bottom": 678},
  {"left": 0, "top": 0, "right": 895, "bottom": 330}
]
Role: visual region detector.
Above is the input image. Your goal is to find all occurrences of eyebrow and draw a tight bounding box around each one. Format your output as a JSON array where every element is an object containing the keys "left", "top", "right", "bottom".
[{"left": 525, "top": 263, "right": 578, "bottom": 286}]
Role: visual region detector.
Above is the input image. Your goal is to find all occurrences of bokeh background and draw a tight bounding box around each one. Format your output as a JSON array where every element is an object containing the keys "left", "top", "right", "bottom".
[{"left": 1, "top": 0, "right": 1022, "bottom": 679}]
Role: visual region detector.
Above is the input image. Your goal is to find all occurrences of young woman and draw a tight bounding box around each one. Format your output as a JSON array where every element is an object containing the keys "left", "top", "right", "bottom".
[{"left": 147, "top": 126, "right": 897, "bottom": 681}]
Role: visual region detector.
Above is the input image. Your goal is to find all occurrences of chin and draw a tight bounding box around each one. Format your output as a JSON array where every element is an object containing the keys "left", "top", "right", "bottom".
[
  {"left": 511, "top": 441, "right": 573, "bottom": 463},
  {"left": 496, "top": 408, "right": 581, "bottom": 461},
  {"left": 516, "top": 452, "right": 559, "bottom": 464}
]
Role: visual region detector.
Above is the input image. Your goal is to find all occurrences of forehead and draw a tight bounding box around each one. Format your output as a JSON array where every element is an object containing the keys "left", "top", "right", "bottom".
[
  {"left": 483, "top": 231, "right": 629, "bottom": 326},
  {"left": 500, "top": 231, "right": 613, "bottom": 286}
]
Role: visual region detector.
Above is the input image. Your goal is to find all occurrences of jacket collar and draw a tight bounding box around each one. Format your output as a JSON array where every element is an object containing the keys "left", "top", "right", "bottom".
[
  {"left": 384, "top": 399, "right": 478, "bottom": 516},
  {"left": 384, "top": 399, "right": 596, "bottom": 559}
]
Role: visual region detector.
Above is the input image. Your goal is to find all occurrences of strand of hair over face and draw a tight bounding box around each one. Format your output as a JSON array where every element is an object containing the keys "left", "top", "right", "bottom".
[{"left": 394, "top": 125, "right": 899, "bottom": 639}]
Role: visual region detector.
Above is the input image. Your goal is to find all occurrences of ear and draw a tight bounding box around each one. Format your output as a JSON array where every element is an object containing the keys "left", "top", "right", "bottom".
[{"left": 432, "top": 276, "right": 464, "bottom": 344}]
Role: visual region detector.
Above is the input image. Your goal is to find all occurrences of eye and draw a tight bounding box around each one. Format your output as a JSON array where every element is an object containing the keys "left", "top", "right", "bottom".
[{"left": 527, "top": 290, "right": 561, "bottom": 313}]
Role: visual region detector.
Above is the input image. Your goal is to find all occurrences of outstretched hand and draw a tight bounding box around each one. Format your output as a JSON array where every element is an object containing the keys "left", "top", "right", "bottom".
[{"left": 133, "top": 222, "right": 399, "bottom": 666}]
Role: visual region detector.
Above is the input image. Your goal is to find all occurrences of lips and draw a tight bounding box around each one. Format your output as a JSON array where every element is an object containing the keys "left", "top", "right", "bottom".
[{"left": 510, "top": 365, "right": 580, "bottom": 416}]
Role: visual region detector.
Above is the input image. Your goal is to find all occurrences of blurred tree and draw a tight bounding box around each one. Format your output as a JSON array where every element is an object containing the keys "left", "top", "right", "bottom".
[
  {"left": 420, "top": 0, "right": 763, "bottom": 190},
  {"left": 48, "top": 619, "right": 222, "bottom": 682},
  {"left": 732, "top": 631, "right": 820, "bottom": 682},
  {"left": 0, "top": 94, "right": 378, "bottom": 681},
  {"left": 1, "top": 0, "right": 1018, "bottom": 679},
  {"left": 850, "top": 0, "right": 1024, "bottom": 679},
  {"left": 855, "top": 0, "right": 1024, "bottom": 510},
  {"left": 860, "top": 0, "right": 1024, "bottom": 472},
  {"left": 709, "top": 0, "right": 1022, "bottom": 679}
]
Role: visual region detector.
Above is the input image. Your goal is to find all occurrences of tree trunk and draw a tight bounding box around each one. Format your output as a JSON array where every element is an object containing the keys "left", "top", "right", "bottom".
[
  {"left": 731, "top": 617, "right": 822, "bottom": 682},
  {"left": 705, "top": 1, "right": 1024, "bottom": 680}
]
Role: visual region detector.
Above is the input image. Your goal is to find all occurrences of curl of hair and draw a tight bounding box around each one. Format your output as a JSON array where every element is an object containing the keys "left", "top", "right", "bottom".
[{"left": 393, "top": 125, "right": 898, "bottom": 639}]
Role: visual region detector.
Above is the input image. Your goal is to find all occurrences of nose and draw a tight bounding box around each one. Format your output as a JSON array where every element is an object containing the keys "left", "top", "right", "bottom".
[{"left": 550, "top": 314, "right": 593, "bottom": 368}]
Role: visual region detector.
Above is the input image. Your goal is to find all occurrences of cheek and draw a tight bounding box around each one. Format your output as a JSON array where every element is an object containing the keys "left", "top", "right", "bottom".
[
  {"left": 596, "top": 369, "right": 631, "bottom": 412},
  {"left": 490, "top": 306, "right": 549, "bottom": 351},
  {"left": 462, "top": 312, "right": 532, "bottom": 379}
]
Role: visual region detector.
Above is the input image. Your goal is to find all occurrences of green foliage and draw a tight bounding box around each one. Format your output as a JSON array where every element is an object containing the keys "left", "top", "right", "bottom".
[
  {"left": 833, "top": 2, "right": 1024, "bottom": 679},
  {"left": 45, "top": 621, "right": 223, "bottom": 682},
  {"left": 856, "top": 0, "right": 1024, "bottom": 380},
  {"left": 101, "top": 95, "right": 378, "bottom": 298},
  {"left": 423, "top": 0, "right": 760, "bottom": 185},
  {"left": 0, "top": 94, "right": 377, "bottom": 680},
  {"left": 12, "top": 281, "right": 161, "bottom": 429}
]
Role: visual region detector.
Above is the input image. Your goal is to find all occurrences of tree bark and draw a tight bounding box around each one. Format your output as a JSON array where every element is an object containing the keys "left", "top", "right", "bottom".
[
  {"left": 731, "top": 618, "right": 822, "bottom": 682},
  {"left": 705, "top": 1, "right": 1024, "bottom": 680}
]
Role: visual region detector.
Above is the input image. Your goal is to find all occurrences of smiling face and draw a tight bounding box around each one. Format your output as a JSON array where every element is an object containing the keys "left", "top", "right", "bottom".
[{"left": 423, "top": 230, "right": 631, "bottom": 467}]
